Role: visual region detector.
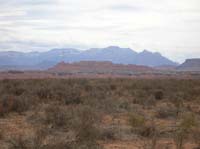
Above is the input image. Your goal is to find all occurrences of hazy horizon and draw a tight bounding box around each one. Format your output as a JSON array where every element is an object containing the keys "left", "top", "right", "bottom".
[{"left": 1, "top": 0, "right": 200, "bottom": 63}]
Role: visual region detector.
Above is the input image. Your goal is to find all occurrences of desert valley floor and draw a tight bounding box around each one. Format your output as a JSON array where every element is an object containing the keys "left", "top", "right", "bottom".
[{"left": 0, "top": 76, "right": 200, "bottom": 149}]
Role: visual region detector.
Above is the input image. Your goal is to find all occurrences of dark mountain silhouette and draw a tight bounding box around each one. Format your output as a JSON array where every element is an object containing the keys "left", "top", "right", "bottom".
[
  {"left": 177, "top": 59, "right": 200, "bottom": 71},
  {"left": 0, "top": 46, "right": 177, "bottom": 70}
]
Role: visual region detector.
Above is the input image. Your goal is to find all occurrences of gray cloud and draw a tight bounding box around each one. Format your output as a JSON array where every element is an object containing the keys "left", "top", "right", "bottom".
[
  {"left": 0, "top": 0, "right": 200, "bottom": 62},
  {"left": 0, "top": 0, "right": 55, "bottom": 6},
  {"left": 109, "top": 4, "right": 144, "bottom": 12}
]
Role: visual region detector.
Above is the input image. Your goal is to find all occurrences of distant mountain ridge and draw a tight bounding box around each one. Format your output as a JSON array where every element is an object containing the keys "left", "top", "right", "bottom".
[
  {"left": 177, "top": 59, "right": 200, "bottom": 71},
  {"left": 0, "top": 46, "right": 177, "bottom": 70}
]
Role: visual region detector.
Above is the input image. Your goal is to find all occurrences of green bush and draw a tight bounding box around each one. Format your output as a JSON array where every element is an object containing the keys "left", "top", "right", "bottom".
[{"left": 129, "top": 113, "right": 145, "bottom": 128}]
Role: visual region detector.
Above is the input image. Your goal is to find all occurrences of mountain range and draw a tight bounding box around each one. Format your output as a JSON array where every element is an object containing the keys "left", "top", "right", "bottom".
[
  {"left": 0, "top": 46, "right": 178, "bottom": 70},
  {"left": 177, "top": 59, "right": 200, "bottom": 71}
]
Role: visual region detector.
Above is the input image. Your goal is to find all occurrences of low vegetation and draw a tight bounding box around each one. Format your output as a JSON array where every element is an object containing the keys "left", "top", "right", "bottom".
[{"left": 0, "top": 78, "right": 199, "bottom": 149}]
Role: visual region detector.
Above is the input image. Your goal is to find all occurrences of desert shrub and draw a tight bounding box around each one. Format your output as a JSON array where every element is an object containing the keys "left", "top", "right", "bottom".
[
  {"left": 83, "top": 84, "right": 93, "bottom": 92},
  {"left": 174, "top": 128, "right": 187, "bottom": 149},
  {"left": 132, "top": 89, "right": 156, "bottom": 108},
  {"left": 82, "top": 92, "right": 119, "bottom": 113},
  {"left": 0, "top": 94, "right": 30, "bottom": 116},
  {"left": 44, "top": 105, "right": 69, "bottom": 128},
  {"left": 134, "top": 90, "right": 148, "bottom": 102},
  {"left": 132, "top": 97, "right": 144, "bottom": 105},
  {"left": 129, "top": 112, "right": 159, "bottom": 147},
  {"left": 129, "top": 113, "right": 145, "bottom": 129},
  {"left": 42, "top": 143, "right": 73, "bottom": 149},
  {"left": 49, "top": 84, "right": 83, "bottom": 105},
  {"left": 118, "top": 99, "right": 132, "bottom": 111},
  {"left": 0, "top": 79, "right": 200, "bottom": 149},
  {"left": 12, "top": 95, "right": 31, "bottom": 113},
  {"left": 154, "top": 90, "right": 164, "bottom": 100},
  {"left": 110, "top": 83, "right": 117, "bottom": 91},
  {"left": 10, "top": 86, "right": 26, "bottom": 96},
  {"left": 170, "top": 94, "right": 184, "bottom": 116},
  {"left": 0, "top": 80, "right": 27, "bottom": 96},
  {"left": 143, "top": 95, "right": 157, "bottom": 108},
  {"left": 139, "top": 123, "right": 157, "bottom": 138},
  {"left": 31, "top": 126, "right": 48, "bottom": 149},
  {"left": 75, "top": 142, "right": 101, "bottom": 149},
  {"left": 139, "top": 119, "right": 160, "bottom": 149},
  {"left": 129, "top": 114, "right": 159, "bottom": 149},
  {"left": 0, "top": 95, "right": 11, "bottom": 117},
  {"left": 8, "top": 135, "right": 30, "bottom": 149},
  {"left": 100, "top": 127, "right": 116, "bottom": 140},
  {"left": 8, "top": 127, "right": 47, "bottom": 149},
  {"left": 63, "top": 90, "right": 82, "bottom": 105},
  {"left": 174, "top": 113, "right": 198, "bottom": 149},
  {"left": 74, "top": 106, "right": 102, "bottom": 149},
  {"left": 36, "top": 87, "right": 53, "bottom": 101},
  {"left": 76, "top": 107, "right": 99, "bottom": 140},
  {"left": 179, "top": 113, "right": 197, "bottom": 130},
  {"left": 0, "top": 129, "right": 3, "bottom": 140},
  {"left": 193, "top": 128, "right": 200, "bottom": 148},
  {"left": 156, "top": 104, "right": 177, "bottom": 119}
]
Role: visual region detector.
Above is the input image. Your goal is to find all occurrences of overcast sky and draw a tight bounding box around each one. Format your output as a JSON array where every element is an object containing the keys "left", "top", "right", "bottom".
[{"left": 0, "top": 0, "right": 200, "bottom": 62}]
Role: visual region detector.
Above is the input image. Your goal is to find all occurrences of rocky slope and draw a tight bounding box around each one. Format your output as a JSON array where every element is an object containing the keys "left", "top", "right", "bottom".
[{"left": 48, "top": 61, "right": 154, "bottom": 75}]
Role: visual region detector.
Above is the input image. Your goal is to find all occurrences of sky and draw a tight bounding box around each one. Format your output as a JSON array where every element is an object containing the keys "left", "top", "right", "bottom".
[{"left": 0, "top": 0, "right": 200, "bottom": 62}]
